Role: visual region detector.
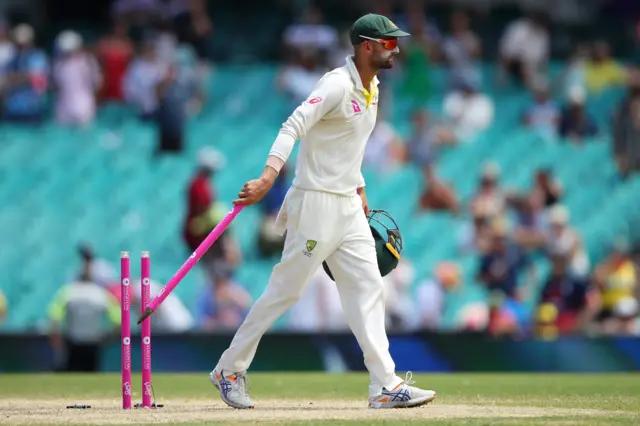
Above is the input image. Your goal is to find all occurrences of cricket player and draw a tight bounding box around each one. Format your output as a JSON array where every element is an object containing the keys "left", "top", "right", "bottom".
[{"left": 210, "top": 14, "right": 437, "bottom": 409}]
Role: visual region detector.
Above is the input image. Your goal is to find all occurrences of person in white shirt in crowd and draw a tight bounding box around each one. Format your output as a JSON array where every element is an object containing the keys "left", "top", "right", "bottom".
[
  {"left": 443, "top": 73, "right": 494, "bottom": 143},
  {"left": 52, "top": 30, "right": 102, "bottom": 127},
  {"left": 442, "top": 10, "right": 481, "bottom": 89},
  {"left": 123, "top": 37, "right": 168, "bottom": 119},
  {"left": 288, "top": 266, "right": 348, "bottom": 331},
  {"left": 330, "top": 29, "right": 354, "bottom": 68},
  {"left": 278, "top": 50, "right": 326, "bottom": 105},
  {"left": 545, "top": 205, "right": 590, "bottom": 278},
  {"left": 499, "top": 11, "right": 549, "bottom": 88},
  {"left": 283, "top": 6, "right": 338, "bottom": 56}
]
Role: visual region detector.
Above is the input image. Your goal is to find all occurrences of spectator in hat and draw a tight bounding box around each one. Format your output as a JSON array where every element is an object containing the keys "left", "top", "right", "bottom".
[
  {"left": 558, "top": 86, "right": 598, "bottom": 142},
  {"left": 48, "top": 263, "right": 120, "bottom": 372},
  {"left": 183, "top": 148, "right": 241, "bottom": 289},
  {"left": 52, "top": 30, "right": 102, "bottom": 127},
  {"left": 183, "top": 147, "right": 224, "bottom": 251},
  {"left": 443, "top": 72, "right": 494, "bottom": 143},
  {"left": 2, "top": 24, "right": 48, "bottom": 123}
]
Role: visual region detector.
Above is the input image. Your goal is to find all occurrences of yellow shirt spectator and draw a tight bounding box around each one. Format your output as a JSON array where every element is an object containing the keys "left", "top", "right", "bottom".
[
  {"left": 601, "top": 259, "right": 637, "bottom": 310},
  {"left": 585, "top": 59, "right": 626, "bottom": 93}
]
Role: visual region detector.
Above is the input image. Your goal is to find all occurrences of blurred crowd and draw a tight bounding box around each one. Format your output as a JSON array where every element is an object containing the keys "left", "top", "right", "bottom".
[
  {"left": 0, "top": 0, "right": 211, "bottom": 153},
  {"left": 267, "top": 1, "right": 640, "bottom": 338},
  {"left": 1, "top": 0, "right": 637, "bottom": 342}
]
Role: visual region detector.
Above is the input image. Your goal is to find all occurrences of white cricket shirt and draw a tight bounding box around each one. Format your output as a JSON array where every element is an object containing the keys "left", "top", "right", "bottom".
[{"left": 275, "top": 56, "right": 379, "bottom": 195}]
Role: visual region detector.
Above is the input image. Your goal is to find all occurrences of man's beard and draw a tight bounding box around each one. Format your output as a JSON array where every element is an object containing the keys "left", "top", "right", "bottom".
[{"left": 373, "top": 53, "right": 396, "bottom": 70}]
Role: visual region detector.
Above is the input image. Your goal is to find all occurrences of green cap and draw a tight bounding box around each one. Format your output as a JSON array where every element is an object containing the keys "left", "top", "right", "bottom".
[{"left": 350, "top": 13, "right": 411, "bottom": 45}]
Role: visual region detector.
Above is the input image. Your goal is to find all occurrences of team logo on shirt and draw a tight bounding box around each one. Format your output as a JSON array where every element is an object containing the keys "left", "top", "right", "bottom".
[
  {"left": 351, "top": 100, "right": 361, "bottom": 113},
  {"left": 308, "top": 97, "right": 322, "bottom": 104},
  {"left": 303, "top": 240, "right": 317, "bottom": 257}
]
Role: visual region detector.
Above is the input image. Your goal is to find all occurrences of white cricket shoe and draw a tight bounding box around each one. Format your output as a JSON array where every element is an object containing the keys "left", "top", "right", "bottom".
[
  {"left": 210, "top": 370, "right": 255, "bottom": 409},
  {"left": 368, "top": 372, "right": 436, "bottom": 409}
]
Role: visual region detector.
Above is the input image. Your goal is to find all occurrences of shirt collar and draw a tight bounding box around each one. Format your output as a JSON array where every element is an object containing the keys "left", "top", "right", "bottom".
[{"left": 345, "top": 55, "right": 379, "bottom": 92}]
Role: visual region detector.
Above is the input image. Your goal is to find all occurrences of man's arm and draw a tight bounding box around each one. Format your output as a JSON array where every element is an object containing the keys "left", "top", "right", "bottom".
[
  {"left": 234, "top": 76, "right": 344, "bottom": 205},
  {"left": 267, "top": 74, "right": 345, "bottom": 174}
]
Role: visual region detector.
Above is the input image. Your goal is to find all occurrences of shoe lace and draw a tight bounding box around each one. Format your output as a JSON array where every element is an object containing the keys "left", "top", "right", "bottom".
[{"left": 400, "top": 371, "right": 415, "bottom": 387}]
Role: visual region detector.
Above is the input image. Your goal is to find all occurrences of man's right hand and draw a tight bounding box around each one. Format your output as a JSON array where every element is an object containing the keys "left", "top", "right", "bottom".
[
  {"left": 234, "top": 165, "right": 279, "bottom": 205},
  {"left": 233, "top": 178, "right": 271, "bottom": 206}
]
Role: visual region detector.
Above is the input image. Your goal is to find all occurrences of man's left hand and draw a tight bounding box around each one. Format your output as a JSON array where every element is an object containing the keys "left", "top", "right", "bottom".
[{"left": 358, "top": 188, "right": 370, "bottom": 216}]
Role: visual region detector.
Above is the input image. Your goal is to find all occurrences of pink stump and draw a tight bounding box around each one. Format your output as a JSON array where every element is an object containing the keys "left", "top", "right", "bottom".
[
  {"left": 140, "top": 251, "right": 152, "bottom": 408},
  {"left": 120, "top": 252, "right": 132, "bottom": 409}
]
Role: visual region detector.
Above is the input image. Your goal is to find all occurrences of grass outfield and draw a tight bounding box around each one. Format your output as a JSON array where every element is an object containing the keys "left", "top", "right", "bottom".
[{"left": 0, "top": 373, "right": 638, "bottom": 425}]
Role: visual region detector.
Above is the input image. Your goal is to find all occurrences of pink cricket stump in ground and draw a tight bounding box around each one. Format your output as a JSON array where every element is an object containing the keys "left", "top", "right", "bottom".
[
  {"left": 140, "top": 251, "right": 152, "bottom": 408},
  {"left": 120, "top": 251, "right": 132, "bottom": 409}
]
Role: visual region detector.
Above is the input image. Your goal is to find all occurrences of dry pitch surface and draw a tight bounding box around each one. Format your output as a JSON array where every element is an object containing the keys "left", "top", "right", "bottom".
[
  {"left": 0, "top": 398, "right": 621, "bottom": 425},
  {"left": 0, "top": 373, "right": 638, "bottom": 425}
]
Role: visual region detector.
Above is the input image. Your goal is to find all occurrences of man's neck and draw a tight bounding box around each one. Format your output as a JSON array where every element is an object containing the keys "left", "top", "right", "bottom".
[{"left": 354, "top": 55, "right": 377, "bottom": 90}]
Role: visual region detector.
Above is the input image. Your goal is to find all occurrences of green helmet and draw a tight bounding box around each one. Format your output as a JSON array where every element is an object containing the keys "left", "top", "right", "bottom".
[{"left": 322, "top": 209, "right": 403, "bottom": 281}]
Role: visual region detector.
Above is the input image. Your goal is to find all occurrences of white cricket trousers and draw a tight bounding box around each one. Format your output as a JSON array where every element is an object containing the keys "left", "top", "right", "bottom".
[{"left": 216, "top": 187, "right": 403, "bottom": 396}]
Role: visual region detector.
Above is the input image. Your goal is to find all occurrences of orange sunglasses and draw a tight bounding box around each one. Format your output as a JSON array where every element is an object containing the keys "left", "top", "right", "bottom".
[{"left": 359, "top": 35, "right": 398, "bottom": 50}]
